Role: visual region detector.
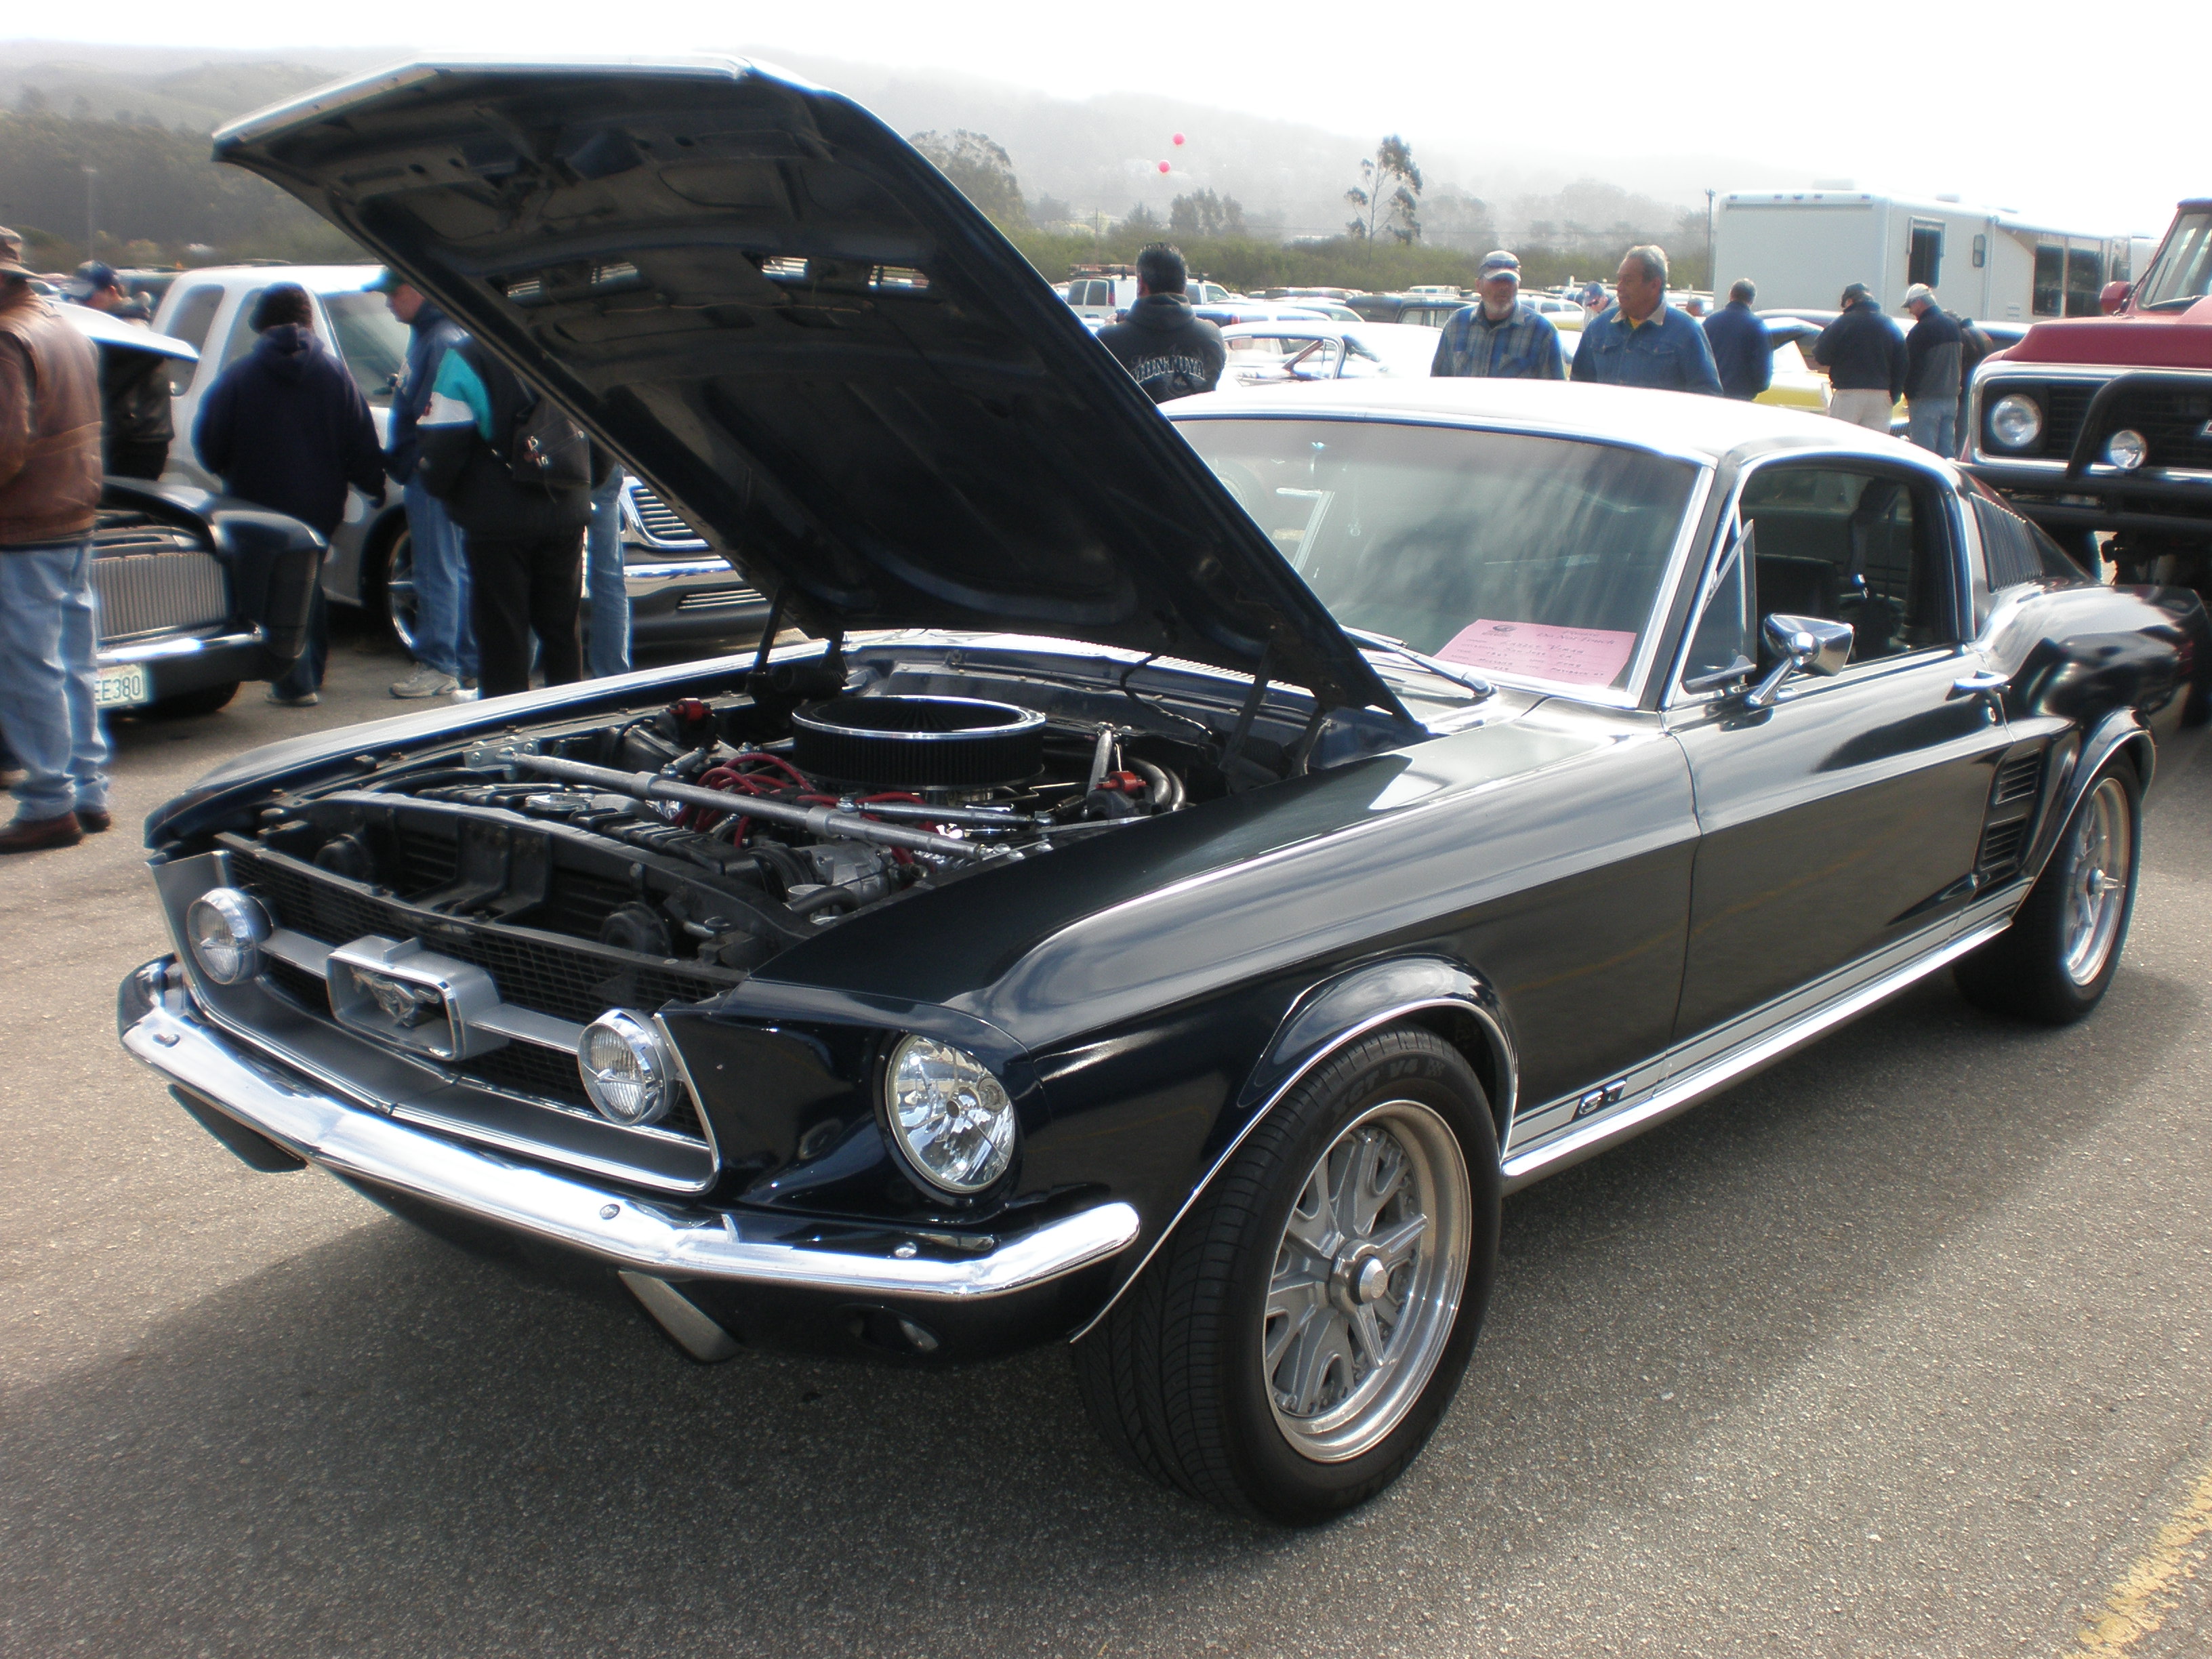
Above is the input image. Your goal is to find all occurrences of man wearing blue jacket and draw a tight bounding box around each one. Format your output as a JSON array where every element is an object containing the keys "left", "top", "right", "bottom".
[
  {"left": 1702, "top": 279, "right": 1772, "bottom": 401},
  {"left": 192, "top": 284, "right": 384, "bottom": 706},
  {"left": 372, "top": 270, "right": 478, "bottom": 700},
  {"left": 1571, "top": 246, "right": 1723, "bottom": 396}
]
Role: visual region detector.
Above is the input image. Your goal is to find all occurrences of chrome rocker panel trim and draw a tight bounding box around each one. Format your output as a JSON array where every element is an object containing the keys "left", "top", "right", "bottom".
[{"left": 121, "top": 994, "right": 1139, "bottom": 1302}]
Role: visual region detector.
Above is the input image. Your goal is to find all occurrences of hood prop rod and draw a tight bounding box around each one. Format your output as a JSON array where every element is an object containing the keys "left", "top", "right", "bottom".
[{"left": 508, "top": 753, "right": 993, "bottom": 863}]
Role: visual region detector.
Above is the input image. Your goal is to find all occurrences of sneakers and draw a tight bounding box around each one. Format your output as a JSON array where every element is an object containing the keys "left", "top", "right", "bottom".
[
  {"left": 266, "top": 687, "right": 321, "bottom": 707},
  {"left": 451, "top": 678, "right": 481, "bottom": 702},
  {"left": 77, "top": 807, "right": 112, "bottom": 834},
  {"left": 0, "top": 813, "right": 83, "bottom": 854},
  {"left": 391, "top": 665, "right": 459, "bottom": 699}
]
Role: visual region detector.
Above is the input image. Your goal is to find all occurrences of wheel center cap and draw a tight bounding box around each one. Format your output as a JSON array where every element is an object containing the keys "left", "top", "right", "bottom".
[{"left": 1329, "top": 1243, "right": 1390, "bottom": 1314}]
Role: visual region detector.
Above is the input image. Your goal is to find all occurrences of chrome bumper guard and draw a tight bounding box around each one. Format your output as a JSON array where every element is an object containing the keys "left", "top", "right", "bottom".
[{"left": 121, "top": 966, "right": 1139, "bottom": 1302}]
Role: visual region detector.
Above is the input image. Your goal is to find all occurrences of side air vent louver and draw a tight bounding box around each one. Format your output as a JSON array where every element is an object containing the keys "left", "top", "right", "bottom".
[
  {"left": 1976, "top": 819, "right": 2030, "bottom": 879},
  {"left": 1993, "top": 752, "right": 2044, "bottom": 807}
]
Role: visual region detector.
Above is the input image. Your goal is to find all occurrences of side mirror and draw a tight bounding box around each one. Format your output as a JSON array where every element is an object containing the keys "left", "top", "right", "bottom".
[
  {"left": 2100, "top": 280, "right": 2133, "bottom": 316},
  {"left": 1744, "top": 613, "right": 1853, "bottom": 708}
]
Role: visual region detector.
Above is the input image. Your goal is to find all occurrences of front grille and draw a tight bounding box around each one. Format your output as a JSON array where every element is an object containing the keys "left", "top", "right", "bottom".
[
  {"left": 246, "top": 860, "right": 713, "bottom": 1142},
  {"left": 1993, "top": 752, "right": 2044, "bottom": 806},
  {"left": 92, "top": 551, "right": 228, "bottom": 643},
  {"left": 1976, "top": 819, "right": 2030, "bottom": 879},
  {"left": 628, "top": 484, "right": 709, "bottom": 547},
  {"left": 236, "top": 852, "right": 737, "bottom": 1029},
  {"left": 1994, "top": 379, "right": 2212, "bottom": 469}
]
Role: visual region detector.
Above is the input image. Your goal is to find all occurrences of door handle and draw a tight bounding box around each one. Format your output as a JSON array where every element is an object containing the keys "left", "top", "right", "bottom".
[{"left": 1951, "top": 670, "right": 2008, "bottom": 697}]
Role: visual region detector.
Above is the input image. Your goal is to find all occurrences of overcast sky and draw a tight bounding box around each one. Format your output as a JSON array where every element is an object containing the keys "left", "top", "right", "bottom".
[{"left": 9, "top": 0, "right": 2190, "bottom": 234}]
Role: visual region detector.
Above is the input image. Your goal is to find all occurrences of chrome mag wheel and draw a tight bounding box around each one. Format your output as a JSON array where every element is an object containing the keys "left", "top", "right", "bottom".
[
  {"left": 1263, "top": 1099, "right": 1471, "bottom": 1463},
  {"left": 384, "top": 528, "right": 422, "bottom": 653},
  {"left": 2062, "top": 775, "right": 2131, "bottom": 987}
]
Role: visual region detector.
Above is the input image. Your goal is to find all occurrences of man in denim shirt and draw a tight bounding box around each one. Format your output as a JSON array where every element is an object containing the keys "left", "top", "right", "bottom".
[
  {"left": 1431, "top": 251, "right": 1565, "bottom": 380},
  {"left": 1570, "top": 245, "right": 1723, "bottom": 396}
]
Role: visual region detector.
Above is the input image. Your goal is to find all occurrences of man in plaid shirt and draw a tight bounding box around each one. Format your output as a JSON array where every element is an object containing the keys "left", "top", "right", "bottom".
[{"left": 1430, "top": 250, "right": 1566, "bottom": 380}]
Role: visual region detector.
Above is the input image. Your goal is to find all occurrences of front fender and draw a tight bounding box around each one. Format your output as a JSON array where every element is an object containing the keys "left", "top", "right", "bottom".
[
  {"left": 1068, "top": 954, "right": 1516, "bottom": 1340},
  {"left": 2024, "top": 708, "right": 2151, "bottom": 884}
]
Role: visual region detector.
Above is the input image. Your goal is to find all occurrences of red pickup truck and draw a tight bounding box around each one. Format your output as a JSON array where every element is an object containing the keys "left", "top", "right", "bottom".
[{"left": 1966, "top": 199, "right": 2212, "bottom": 586}]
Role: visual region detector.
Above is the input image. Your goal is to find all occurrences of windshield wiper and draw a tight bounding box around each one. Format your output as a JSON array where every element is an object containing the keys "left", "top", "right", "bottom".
[{"left": 1341, "top": 628, "right": 1495, "bottom": 699}]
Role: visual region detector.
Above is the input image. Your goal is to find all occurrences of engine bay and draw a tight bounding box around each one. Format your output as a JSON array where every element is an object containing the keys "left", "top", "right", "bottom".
[{"left": 236, "top": 672, "right": 1225, "bottom": 979}]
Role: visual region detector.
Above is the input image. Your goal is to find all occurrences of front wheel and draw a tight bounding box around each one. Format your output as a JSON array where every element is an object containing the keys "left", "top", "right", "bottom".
[
  {"left": 1954, "top": 760, "right": 2140, "bottom": 1023},
  {"left": 1075, "top": 1026, "right": 1499, "bottom": 1524}
]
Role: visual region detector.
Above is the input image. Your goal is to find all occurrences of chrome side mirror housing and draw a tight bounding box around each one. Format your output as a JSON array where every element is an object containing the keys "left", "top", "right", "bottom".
[{"left": 1744, "top": 613, "right": 1853, "bottom": 708}]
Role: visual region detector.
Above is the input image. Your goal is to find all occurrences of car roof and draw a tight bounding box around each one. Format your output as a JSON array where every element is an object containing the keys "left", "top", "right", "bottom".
[
  {"left": 1168, "top": 376, "right": 1929, "bottom": 467},
  {"left": 165, "top": 264, "right": 383, "bottom": 294}
]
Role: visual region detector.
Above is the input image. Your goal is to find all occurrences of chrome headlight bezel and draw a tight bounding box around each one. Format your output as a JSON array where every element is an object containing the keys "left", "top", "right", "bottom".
[
  {"left": 184, "top": 886, "right": 271, "bottom": 985},
  {"left": 577, "top": 1010, "right": 676, "bottom": 1126},
  {"left": 879, "top": 1033, "right": 1019, "bottom": 1197},
  {"left": 1988, "top": 392, "right": 2044, "bottom": 451}
]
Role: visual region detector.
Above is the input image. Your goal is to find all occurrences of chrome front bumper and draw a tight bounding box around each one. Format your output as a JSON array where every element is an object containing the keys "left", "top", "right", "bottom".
[{"left": 119, "top": 958, "right": 1139, "bottom": 1303}]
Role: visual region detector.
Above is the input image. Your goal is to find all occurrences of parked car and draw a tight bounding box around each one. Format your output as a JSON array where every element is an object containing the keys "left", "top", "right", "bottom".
[
  {"left": 151, "top": 265, "right": 771, "bottom": 657},
  {"left": 1191, "top": 299, "right": 1333, "bottom": 327},
  {"left": 123, "top": 57, "right": 2210, "bottom": 1530},
  {"left": 1218, "top": 320, "right": 1443, "bottom": 385},
  {"left": 1347, "top": 292, "right": 1473, "bottom": 329},
  {"left": 1965, "top": 197, "right": 2212, "bottom": 586},
  {"left": 1063, "top": 274, "right": 1235, "bottom": 322},
  {"left": 56, "top": 304, "right": 322, "bottom": 716},
  {"left": 84, "top": 478, "right": 323, "bottom": 717}
]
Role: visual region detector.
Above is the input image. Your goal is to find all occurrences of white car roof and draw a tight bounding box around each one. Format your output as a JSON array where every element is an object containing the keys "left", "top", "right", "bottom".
[
  {"left": 1170, "top": 375, "right": 1925, "bottom": 466},
  {"left": 164, "top": 264, "right": 385, "bottom": 294}
]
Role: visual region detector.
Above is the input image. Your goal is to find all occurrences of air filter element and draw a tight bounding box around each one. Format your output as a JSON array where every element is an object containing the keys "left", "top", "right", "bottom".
[{"left": 792, "top": 695, "right": 1046, "bottom": 791}]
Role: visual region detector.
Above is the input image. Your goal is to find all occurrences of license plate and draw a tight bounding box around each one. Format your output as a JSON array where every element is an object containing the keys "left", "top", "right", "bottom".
[{"left": 94, "top": 664, "right": 152, "bottom": 710}]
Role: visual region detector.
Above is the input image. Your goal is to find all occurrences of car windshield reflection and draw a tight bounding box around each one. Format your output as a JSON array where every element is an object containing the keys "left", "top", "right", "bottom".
[{"left": 1178, "top": 417, "right": 1697, "bottom": 692}]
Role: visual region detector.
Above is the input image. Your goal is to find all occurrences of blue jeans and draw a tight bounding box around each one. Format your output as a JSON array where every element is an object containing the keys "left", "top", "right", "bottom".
[
  {"left": 1909, "top": 400, "right": 1957, "bottom": 457},
  {"left": 586, "top": 467, "right": 630, "bottom": 678},
  {"left": 0, "top": 541, "right": 110, "bottom": 822},
  {"left": 271, "top": 577, "right": 329, "bottom": 699},
  {"left": 404, "top": 476, "right": 476, "bottom": 680}
]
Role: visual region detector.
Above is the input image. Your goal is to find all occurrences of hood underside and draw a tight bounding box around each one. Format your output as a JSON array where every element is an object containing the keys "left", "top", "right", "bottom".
[{"left": 213, "top": 56, "right": 1401, "bottom": 714}]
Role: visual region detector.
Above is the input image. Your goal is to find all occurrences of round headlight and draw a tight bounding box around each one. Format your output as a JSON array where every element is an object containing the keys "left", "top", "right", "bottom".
[
  {"left": 2106, "top": 428, "right": 2148, "bottom": 470},
  {"left": 184, "top": 887, "right": 270, "bottom": 985},
  {"left": 882, "top": 1035, "right": 1017, "bottom": 1194},
  {"left": 577, "top": 1010, "right": 674, "bottom": 1126},
  {"left": 1989, "top": 393, "right": 2043, "bottom": 451}
]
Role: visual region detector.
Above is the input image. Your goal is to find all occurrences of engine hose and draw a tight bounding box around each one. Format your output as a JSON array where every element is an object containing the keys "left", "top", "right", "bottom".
[
  {"left": 785, "top": 883, "right": 864, "bottom": 917},
  {"left": 1128, "top": 758, "right": 1174, "bottom": 813}
]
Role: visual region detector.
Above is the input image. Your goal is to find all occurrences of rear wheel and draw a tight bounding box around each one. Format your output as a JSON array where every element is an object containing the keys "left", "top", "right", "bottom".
[
  {"left": 1075, "top": 1026, "right": 1498, "bottom": 1524},
  {"left": 1954, "top": 759, "right": 2139, "bottom": 1023}
]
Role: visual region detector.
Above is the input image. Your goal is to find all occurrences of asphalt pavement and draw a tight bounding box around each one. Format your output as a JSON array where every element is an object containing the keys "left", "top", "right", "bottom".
[{"left": 4, "top": 623, "right": 2211, "bottom": 1658}]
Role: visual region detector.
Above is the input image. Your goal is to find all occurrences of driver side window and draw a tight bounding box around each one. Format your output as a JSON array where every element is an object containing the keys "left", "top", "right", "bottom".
[{"left": 1737, "top": 464, "right": 1952, "bottom": 665}]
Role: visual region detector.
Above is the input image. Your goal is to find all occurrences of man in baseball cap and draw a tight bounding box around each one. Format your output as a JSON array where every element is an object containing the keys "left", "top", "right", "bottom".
[
  {"left": 1901, "top": 282, "right": 1964, "bottom": 453},
  {"left": 62, "top": 261, "right": 149, "bottom": 321},
  {"left": 1811, "top": 281, "right": 1906, "bottom": 431},
  {"left": 1431, "top": 249, "right": 1565, "bottom": 380}
]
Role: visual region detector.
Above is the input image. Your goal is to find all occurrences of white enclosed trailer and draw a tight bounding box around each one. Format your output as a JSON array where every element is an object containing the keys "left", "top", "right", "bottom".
[{"left": 1711, "top": 190, "right": 2138, "bottom": 321}]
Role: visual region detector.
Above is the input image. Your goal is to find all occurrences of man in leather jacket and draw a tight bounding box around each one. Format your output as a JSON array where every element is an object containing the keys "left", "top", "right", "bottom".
[
  {"left": 1095, "top": 244, "right": 1225, "bottom": 402},
  {"left": 0, "top": 246, "right": 108, "bottom": 853}
]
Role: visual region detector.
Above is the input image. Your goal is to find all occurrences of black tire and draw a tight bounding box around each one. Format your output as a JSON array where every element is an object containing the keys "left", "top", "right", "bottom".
[
  {"left": 1954, "top": 757, "right": 2141, "bottom": 1023},
  {"left": 146, "top": 680, "right": 240, "bottom": 719},
  {"left": 1074, "top": 1026, "right": 1500, "bottom": 1525}
]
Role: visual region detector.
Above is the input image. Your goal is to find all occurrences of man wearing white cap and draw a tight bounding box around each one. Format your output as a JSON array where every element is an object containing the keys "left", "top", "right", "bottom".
[
  {"left": 1902, "top": 283, "right": 1963, "bottom": 455},
  {"left": 1431, "top": 251, "right": 1565, "bottom": 380}
]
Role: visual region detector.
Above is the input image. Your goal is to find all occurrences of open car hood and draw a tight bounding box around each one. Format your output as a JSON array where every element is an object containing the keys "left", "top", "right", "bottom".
[{"left": 213, "top": 57, "right": 1401, "bottom": 715}]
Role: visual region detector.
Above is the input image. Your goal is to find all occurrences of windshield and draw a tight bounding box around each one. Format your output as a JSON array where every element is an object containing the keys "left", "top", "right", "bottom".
[
  {"left": 1176, "top": 417, "right": 1698, "bottom": 691},
  {"left": 2137, "top": 210, "right": 2212, "bottom": 311},
  {"left": 321, "top": 290, "right": 409, "bottom": 405}
]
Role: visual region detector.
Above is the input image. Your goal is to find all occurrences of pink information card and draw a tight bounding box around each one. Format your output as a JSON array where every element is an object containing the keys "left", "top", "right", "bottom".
[{"left": 1435, "top": 619, "right": 1638, "bottom": 687}]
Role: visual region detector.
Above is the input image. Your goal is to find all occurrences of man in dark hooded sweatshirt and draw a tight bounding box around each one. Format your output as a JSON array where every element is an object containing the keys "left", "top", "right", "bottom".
[
  {"left": 193, "top": 283, "right": 385, "bottom": 705},
  {"left": 1095, "top": 243, "right": 1225, "bottom": 402}
]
